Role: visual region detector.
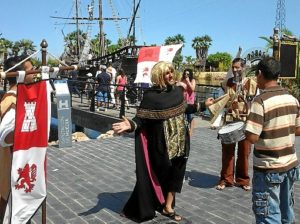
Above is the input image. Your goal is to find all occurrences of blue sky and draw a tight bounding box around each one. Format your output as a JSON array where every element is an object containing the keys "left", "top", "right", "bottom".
[{"left": 0, "top": 0, "right": 299, "bottom": 60}]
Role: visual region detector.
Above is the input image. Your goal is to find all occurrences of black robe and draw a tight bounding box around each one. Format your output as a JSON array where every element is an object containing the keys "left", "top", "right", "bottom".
[{"left": 123, "top": 85, "right": 195, "bottom": 222}]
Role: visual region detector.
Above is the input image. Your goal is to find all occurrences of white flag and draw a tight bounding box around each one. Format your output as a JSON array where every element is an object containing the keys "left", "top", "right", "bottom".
[
  {"left": 3, "top": 80, "right": 51, "bottom": 224},
  {"left": 134, "top": 44, "right": 183, "bottom": 84}
]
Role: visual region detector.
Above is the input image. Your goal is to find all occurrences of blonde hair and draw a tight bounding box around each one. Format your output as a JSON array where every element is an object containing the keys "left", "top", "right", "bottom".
[{"left": 151, "top": 61, "right": 174, "bottom": 88}]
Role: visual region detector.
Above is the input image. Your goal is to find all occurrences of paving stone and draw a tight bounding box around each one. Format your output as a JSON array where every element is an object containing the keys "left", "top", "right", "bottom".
[{"left": 29, "top": 117, "right": 300, "bottom": 223}]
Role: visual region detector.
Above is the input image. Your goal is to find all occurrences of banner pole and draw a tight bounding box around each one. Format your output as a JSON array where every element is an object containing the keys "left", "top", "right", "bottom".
[{"left": 41, "top": 39, "right": 48, "bottom": 224}]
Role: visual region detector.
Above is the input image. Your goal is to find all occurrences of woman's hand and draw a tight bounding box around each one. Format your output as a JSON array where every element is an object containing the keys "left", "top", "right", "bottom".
[
  {"left": 185, "top": 75, "right": 190, "bottom": 82},
  {"left": 112, "top": 116, "right": 131, "bottom": 134}
]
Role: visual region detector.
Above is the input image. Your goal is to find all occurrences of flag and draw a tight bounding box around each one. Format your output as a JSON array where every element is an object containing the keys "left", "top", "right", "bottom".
[
  {"left": 4, "top": 80, "right": 52, "bottom": 224},
  {"left": 134, "top": 44, "right": 183, "bottom": 84}
]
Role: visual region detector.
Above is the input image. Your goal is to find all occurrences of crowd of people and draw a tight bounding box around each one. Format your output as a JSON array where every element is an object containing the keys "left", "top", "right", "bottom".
[
  {"left": 0, "top": 56, "right": 299, "bottom": 224},
  {"left": 80, "top": 64, "right": 131, "bottom": 111}
]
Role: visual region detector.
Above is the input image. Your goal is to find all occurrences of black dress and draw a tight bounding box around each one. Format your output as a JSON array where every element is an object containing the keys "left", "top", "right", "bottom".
[{"left": 123, "top": 85, "right": 195, "bottom": 222}]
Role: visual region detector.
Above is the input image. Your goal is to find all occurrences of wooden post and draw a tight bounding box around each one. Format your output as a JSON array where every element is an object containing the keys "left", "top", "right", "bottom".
[
  {"left": 40, "top": 39, "right": 47, "bottom": 224},
  {"left": 119, "top": 87, "right": 126, "bottom": 118},
  {"left": 3, "top": 53, "right": 8, "bottom": 92}
]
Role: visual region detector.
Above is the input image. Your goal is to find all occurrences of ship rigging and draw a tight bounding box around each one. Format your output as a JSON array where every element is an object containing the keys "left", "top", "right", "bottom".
[{"left": 51, "top": 0, "right": 142, "bottom": 66}]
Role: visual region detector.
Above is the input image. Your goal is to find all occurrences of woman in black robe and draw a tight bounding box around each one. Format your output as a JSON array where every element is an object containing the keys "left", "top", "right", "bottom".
[{"left": 113, "top": 61, "right": 205, "bottom": 223}]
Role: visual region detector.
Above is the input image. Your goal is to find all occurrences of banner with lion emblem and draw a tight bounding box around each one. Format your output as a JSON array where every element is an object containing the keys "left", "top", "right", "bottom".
[{"left": 4, "top": 79, "right": 51, "bottom": 224}]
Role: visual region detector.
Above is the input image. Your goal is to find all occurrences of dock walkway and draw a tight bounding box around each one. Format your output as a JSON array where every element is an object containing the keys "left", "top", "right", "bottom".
[{"left": 31, "top": 117, "right": 300, "bottom": 224}]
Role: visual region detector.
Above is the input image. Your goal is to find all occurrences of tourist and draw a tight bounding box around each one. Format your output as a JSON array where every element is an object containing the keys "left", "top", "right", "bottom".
[
  {"left": 115, "top": 69, "right": 129, "bottom": 109},
  {"left": 84, "top": 72, "right": 94, "bottom": 101},
  {"left": 106, "top": 64, "right": 117, "bottom": 109},
  {"left": 68, "top": 68, "right": 81, "bottom": 97},
  {"left": 96, "top": 65, "right": 111, "bottom": 111},
  {"left": 177, "top": 68, "right": 196, "bottom": 136},
  {"left": 245, "top": 57, "right": 300, "bottom": 223}
]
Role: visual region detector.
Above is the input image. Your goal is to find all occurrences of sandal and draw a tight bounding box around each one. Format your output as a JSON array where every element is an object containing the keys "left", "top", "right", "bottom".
[
  {"left": 242, "top": 185, "right": 251, "bottom": 191},
  {"left": 162, "top": 208, "right": 182, "bottom": 222},
  {"left": 216, "top": 184, "right": 226, "bottom": 190}
]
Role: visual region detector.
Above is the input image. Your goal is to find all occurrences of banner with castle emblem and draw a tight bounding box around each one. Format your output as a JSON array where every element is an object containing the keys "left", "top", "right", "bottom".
[
  {"left": 134, "top": 44, "right": 183, "bottom": 84},
  {"left": 4, "top": 80, "right": 51, "bottom": 223}
]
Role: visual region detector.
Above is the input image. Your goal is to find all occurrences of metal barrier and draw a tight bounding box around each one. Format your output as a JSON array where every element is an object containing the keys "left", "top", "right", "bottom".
[{"left": 63, "top": 80, "right": 222, "bottom": 118}]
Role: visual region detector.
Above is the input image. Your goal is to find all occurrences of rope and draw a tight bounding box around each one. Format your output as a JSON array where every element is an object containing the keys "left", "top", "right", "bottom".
[
  {"left": 4, "top": 50, "right": 41, "bottom": 73},
  {"left": 47, "top": 52, "right": 69, "bottom": 66},
  {"left": 108, "top": 0, "right": 123, "bottom": 41}
]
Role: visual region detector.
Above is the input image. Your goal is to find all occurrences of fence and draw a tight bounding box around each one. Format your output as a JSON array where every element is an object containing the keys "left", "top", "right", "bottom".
[{"left": 64, "top": 78, "right": 222, "bottom": 119}]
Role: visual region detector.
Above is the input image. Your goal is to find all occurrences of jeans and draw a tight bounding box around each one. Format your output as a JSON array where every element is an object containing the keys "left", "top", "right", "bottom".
[
  {"left": 96, "top": 91, "right": 108, "bottom": 103},
  {"left": 252, "top": 166, "right": 300, "bottom": 224}
]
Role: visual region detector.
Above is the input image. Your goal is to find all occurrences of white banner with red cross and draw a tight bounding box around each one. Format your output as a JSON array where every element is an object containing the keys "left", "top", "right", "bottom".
[
  {"left": 4, "top": 78, "right": 52, "bottom": 224},
  {"left": 134, "top": 44, "right": 183, "bottom": 84}
]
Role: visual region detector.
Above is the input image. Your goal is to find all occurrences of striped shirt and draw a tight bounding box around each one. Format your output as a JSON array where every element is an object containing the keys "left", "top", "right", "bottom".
[{"left": 245, "top": 86, "right": 300, "bottom": 172}]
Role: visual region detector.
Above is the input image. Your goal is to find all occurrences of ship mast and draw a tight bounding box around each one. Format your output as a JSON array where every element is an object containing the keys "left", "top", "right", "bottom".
[
  {"left": 51, "top": 0, "right": 141, "bottom": 62},
  {"left": 132, "top": 0, "right": 135, "bottom": 46},
  {"left": 99, "top": 0, "right": 105, "bottom": 57},
  {"left": 127, "top": 0, "right": 141, "bottom": 46},
  {"left": 75, "top": 0, "right": 80, "bottom": 60}
]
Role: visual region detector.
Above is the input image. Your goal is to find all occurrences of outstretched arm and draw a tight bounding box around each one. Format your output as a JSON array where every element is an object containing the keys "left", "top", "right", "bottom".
[
  {"left": 112, "top": 116, "right": 131, "bottom": 134},
  {"left": 185, "top": 97, "right": 215, "bottom": 114}
]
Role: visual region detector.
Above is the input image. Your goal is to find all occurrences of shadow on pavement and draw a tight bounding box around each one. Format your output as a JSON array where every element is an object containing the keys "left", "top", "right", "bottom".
[
  {"left": 78, "top": 191, "right": 131, "bottom": 216},
  {"left": 185, "top": 170, "right": 219, "bottom": 188}
]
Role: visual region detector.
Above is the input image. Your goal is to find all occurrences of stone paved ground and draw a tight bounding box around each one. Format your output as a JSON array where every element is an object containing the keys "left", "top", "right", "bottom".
[{"left": 31, "top": 117, "right": 300, "bottom": 224}]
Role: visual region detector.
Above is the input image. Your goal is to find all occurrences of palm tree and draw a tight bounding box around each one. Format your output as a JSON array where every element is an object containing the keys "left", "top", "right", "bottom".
[
  {"left": 0, "top": 38, "right": 13, "bottom": 59},
  {"left": 192, "top": 35, "right": 212, "bottom": 71},
  {"left": 15, "top": 39, "right": 36, "bottom": 55},
  {"left": 64, "top": 30, "right": 87, "bottom": 56},
  {"left": 192, "top": 35, "right": 212, "bottom": 59},
  {"left": 164, "top": 34, "right": 185, "bottom": 45},
  {"left": 164, "top": 34, "right": 185, "bottom": 68},
  {"left": 12, "top": 42, "right": 21, "bottom": 56},
  {"left": 185, "top": 56, "right": 194, "bottom": 65}
]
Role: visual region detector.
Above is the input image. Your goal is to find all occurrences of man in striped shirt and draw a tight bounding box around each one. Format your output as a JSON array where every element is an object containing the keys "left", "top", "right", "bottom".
[{"left": 245, "top": 57, "right": 300, "bottom": 224}]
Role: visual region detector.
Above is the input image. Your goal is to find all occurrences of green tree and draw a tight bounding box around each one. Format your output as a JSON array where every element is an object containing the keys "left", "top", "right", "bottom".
[
  {"left": 192, "top": 35, "right": 212, "bottom": 71},
  {"left": 47, "top": 58, "right": 60, "bottom": 67},
  {"left": 90, "top": 33, "right": 121, "bottom": 56},
  {"left": 207, "top": 52, "right": 232, "bottom": 71},
  {"left": 11, "top": 39, "right": 36, "bottom": 56},
  {"left": 90, "top": 33, "right": 101, "bottom": 56},
  {"left": 16, "top": 39, "right": 36, "bottom": 55},
  {"left": 183, "top": 56, "right": 196, "bottom": 69},
  {"left": 64, "top": 30, "right": 87, "bottom": 56},
  {"left": 0, "top": 38, "right": 13, "bottom": 56},
  {"left": 192, "top": 35, "right": 212, "bottom": 59},
  {"left": 164, "top": 34, "right": 185, "bottom": 69},
  {"left": 31, "top": 57, "right": 41, "bottom": 68}
]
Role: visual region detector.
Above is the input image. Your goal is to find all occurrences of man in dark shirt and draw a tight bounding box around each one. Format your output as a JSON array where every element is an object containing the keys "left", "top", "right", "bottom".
[{"left": 96, "top": 65, "right": 111, "bottom": 111}]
